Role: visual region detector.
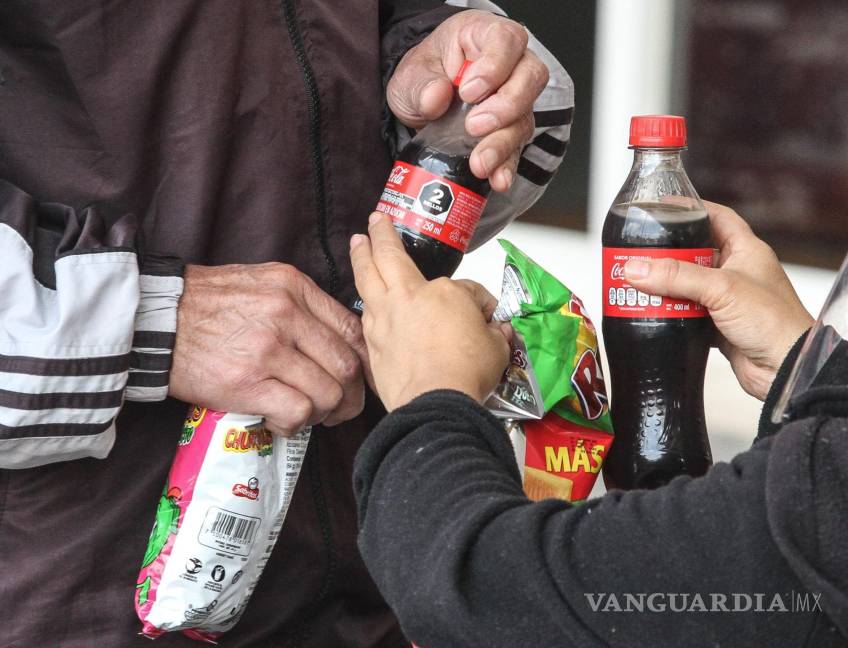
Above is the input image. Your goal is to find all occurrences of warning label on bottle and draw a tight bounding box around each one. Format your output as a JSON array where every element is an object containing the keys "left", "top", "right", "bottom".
[
  {"left": 375, "top": 160, "right": 487, "bottom": 253},
  {"left": 602, "top": 247, "right": 714, "bottom": 318}
]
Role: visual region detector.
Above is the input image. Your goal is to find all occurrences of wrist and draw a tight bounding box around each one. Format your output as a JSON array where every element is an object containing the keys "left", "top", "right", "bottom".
[{"left": 390, "top": 375, "right": 487, "bottom": 411}]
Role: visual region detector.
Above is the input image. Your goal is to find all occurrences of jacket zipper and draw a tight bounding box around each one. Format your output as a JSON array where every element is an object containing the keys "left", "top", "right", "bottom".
[
  {"left": 279, "top": 5, "right": 340, "bottom": 647},
  {"left": 281, "top": 0, "right": 339, "bottom": 297}
]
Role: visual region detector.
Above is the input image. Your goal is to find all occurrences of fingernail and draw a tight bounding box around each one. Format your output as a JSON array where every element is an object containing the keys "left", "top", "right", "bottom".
[
  {"left": 369, "top": 211, "right": 384, "bottom": 225},
  {"left": 499, "top": 168, "right": 514, "bottom": 190},
  {"left": 480, "top": 148, "right": 499, "bottom": 174},
  {"left": 350, "top": 234, "right": 366, "bottom": 249},
  {"left": 467, "top": 112, "right": 498, "bottom": 135},
  {"left": 624, "top": 259, "right": 650, "bottom": 279},
  {"left": 460, "top": 77, "right": 489, "bottom": 103}
]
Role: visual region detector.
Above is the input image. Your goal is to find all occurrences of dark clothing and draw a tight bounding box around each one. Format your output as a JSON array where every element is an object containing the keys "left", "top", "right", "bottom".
[
  {"left": 0, "top": 2, "right": 573, "bottom": 645},
  {"left": 0, "top": 2, "right": 462, "bottom": 646},
  {"left": 354, "top": 336, "right": 848, "bottom": 647}
]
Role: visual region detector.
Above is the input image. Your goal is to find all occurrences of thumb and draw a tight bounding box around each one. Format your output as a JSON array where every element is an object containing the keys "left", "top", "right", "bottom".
[
  {"left": 387, "top": 49, "right": 455, "bottom": 129},
  {"left": 624, "top": 258, "right": 727, "bottom": 311}
]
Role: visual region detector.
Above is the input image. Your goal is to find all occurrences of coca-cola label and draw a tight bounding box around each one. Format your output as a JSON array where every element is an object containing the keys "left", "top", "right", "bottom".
[
  {"left": 602, "top": 247, "right": 714, "bottom": 318},
  {"left": 375, "top": 160, "right": 487, "bottom": 253}
]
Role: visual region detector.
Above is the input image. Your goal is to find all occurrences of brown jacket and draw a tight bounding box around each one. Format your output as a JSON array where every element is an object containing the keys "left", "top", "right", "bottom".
[{"left": 0, "top": 1, "right": 572, "bottom": 646}]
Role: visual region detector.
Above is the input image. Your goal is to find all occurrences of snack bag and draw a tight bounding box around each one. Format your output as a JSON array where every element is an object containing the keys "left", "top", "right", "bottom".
[
  {"left": 135, "top": 406, "right": 310, "bottom": 642},
  {"left": 489, "top": 240, "right": 614, "bottom": 502}
]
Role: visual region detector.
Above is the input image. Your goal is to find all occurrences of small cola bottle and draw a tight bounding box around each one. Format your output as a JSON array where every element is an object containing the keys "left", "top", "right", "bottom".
[
  {"left": 601, "top": 115, "right": 714, "bottom": 491},
  {"left": 351, "top": 61, "right": 490, "bottom": 313}
]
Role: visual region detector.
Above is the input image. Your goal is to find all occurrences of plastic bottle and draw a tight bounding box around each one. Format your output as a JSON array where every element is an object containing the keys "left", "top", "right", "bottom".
[
  {"left": 601, "top": 115, "right": 714, "bottom": 490},
  {"left": 351, "top": 61, "right": 490, "bottom": 314}
]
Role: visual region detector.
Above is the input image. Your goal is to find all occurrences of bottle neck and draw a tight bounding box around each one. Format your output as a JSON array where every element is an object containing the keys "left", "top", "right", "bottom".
[
  {"left": 630, "top": 148, "right": 686, "bottom": 175},
  {"left": 612, "top": 146, "right": 701, "bottom": 208},
  {"left": 411, "top": 93, "right": 478, "bottom": 155}
]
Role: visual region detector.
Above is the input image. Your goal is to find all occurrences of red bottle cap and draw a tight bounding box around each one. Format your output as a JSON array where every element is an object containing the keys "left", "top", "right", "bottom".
[
  {"left": 629, "top": 115, "right": 687, "bottom": 148},
  {"left": 453, "top": 60, "right": 473, "bottom": 88}
]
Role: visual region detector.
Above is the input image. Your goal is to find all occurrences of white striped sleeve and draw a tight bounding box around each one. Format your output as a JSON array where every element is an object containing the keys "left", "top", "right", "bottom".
[
  {"left": 127, "top": 265, "right": 183, "bottom": 402},
  {"left": 0, "top": 180, "right": 184, "bottom": 468}
]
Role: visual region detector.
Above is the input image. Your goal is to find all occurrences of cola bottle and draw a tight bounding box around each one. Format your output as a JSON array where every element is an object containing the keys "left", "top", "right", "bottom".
[
  {"left": 352, "top": 61, "right": 490, "bottom": 312},
  {"left": 601, "top": 115, "right": 714, "bottom": 491}
]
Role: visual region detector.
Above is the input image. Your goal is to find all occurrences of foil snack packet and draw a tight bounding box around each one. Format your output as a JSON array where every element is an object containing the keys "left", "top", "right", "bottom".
[
  {"left": 135, "top": 407, "right": 310, "bottom": 642},
  {"left": 489, "top": 240, "right": 614, "bottom": 502}
]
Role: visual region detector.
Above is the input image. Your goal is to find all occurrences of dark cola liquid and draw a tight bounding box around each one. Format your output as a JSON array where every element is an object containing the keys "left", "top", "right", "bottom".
[
  {"left": 394, "top": 141, "right": 490, "bottom": 280},
  {"left": 602, "top": 202, "right": 713, "bottom": 490}
]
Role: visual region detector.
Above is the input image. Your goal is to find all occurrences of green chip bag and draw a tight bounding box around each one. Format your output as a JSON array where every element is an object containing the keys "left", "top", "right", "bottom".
[{"left": 487, "top": 240, "right": 614, "bottom": 502}]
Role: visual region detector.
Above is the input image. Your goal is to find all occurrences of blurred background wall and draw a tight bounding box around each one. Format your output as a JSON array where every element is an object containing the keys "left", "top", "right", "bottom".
[{"left": 454, "top": 0, "right": 843, "bottom": 484}]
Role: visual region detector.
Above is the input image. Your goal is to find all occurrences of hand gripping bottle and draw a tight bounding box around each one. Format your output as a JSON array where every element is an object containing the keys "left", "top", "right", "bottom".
[
  {"left": 601, "top": 115, "right": 714, "bottom": 490},
  {"left": 351, "top": 61, "right": 490, "bottom": 313}
]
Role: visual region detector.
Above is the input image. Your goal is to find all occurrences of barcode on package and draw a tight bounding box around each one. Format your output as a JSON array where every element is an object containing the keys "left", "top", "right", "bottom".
[{"left": 197, "top": 507, "right": 260, "bottom": 557}]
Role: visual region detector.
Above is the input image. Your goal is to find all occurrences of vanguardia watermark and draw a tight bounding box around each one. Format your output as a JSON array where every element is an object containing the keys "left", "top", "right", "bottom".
[{"left": 584, "top": 592, "right": 823, "bottom": 613}]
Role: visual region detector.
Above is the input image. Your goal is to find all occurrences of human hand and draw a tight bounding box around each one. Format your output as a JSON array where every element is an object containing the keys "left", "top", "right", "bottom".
[
  {"left": 387, "top": 9, "right": 549, "bottom": 193},
  {"left": 169, "top": 263, "right": 370, "bottom": 435},
  {"left": 623, "top": 201, "right": 814, "bottom": 400},
  {"left": 349, "top": 212, "right": 511, "bottom": 411}
]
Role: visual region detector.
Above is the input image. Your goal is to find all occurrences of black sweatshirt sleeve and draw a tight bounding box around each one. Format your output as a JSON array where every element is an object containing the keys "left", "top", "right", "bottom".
[
  {"left": 0, "top": 180, "right": 184, "bottom": 469},
  {"left": 354, "top": 390, "right": 836, "bottom": 647}
]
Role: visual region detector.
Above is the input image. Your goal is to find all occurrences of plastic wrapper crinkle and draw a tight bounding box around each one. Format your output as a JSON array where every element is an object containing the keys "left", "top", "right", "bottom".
[
  {"left": 135, "top": 406, "right": 310, "bottom": 642},
  {"left": 488, "top": 240, "right": 614, "bottom": 502}
]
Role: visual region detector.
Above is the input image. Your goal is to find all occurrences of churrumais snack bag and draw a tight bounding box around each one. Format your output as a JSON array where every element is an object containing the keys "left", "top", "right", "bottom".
[
  {"left": 489, "top": 240, "right": 614, "bottom": 502},
  {"left": 135, "top": 406, "right": 310, "bottom": 642}
]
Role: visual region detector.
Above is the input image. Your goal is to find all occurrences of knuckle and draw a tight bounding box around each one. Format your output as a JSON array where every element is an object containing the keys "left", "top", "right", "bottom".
[
  {"left": 493, "top": 20, "right": 528, "bottom": 49},
  {"left": 659, "top": 258, "right": 681, "bottom": 285},
  {"left": 499, "top": 92, "right": 524, "bottom": 118},
  {"left": 273, "top": 262, "right": 300, "bottom": 283},
  {"left": 336, "top": 311, "right": 363, "bottom": 345},
  {"left": 325, "top": 382, "right": 345, "bottom": 410},
  {"left": 289, "top": 397, "right": 314, "bottom": 427},
  {"left": 271, "top": 291, "right": 297, "bottom": 318},
  {"left": 335, "top": 352, "right": 362, "bottom": 384},
  {"left": 252, "top": 331, "right": 279, "bottom": 357},
  {"left": 264, "top": 420, "right": 291, "bottom": 437},
  {"left": 530, "top": 57, "right": 550, "bottom": 88},
  {"left": 519, "top": 112, "right": 536, "bottom": 140}
]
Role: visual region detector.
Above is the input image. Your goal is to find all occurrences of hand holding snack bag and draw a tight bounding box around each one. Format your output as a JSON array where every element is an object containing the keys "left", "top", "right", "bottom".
[{"left": 489, "top": 241, "right": 614, "bottom": 503}]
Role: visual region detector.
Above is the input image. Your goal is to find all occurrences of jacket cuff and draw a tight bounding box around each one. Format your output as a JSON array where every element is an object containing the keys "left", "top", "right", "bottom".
[
  {"left": 757, "top": 329, "right": 811, "bottom": 439},
  {"left": 127, "top": 254, "right": 184, "bottom": 402}
]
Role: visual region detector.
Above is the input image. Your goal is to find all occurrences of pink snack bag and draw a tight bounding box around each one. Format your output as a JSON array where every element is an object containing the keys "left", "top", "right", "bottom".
[{"left": 135, "top": 406, "right": 310, "bottom": 642}]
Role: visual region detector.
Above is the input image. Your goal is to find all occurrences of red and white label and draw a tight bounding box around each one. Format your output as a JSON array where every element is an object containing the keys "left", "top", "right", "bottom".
[
  {"left": 375, "top": 160, "right": 487, "bottom": 253},
  {"left": 602, "top": 247, "right": 714, "bottom": 318},
  {"left": 232, "top": 483, "right": 259, "bottom": 500}
]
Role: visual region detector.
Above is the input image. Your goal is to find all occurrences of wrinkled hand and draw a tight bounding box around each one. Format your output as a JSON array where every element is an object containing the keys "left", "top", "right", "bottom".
[
  {"left": 349, "top": 212, "right": 511, "bottom": 411},
  {"left": 387, "top": 9, "right": 549, "bottom": 193},
  {"left": 169, "top": 263, "right": 370, "bottom": 434},
  {"left": 623, "top": 201, "right": 814, "bottom": 401}
]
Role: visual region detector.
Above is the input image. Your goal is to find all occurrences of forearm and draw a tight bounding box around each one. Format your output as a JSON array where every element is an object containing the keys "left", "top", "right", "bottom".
[{"left": 354, "top": 391, "right": 816, "bottom": 647}]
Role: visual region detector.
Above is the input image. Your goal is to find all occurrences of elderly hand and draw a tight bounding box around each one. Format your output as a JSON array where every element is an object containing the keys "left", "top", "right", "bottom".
[
  {"left": 170, "top": 263, "right": 371, "bottom": 435},
  {"left": 387, "top": 9, "right": 549, "bottom": 193},
  {"left": 349, "top": 212, "right": 511, "bottom": 411},
  {"left": 623, "top": 201, "right": 814, "bottom": 400}
]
